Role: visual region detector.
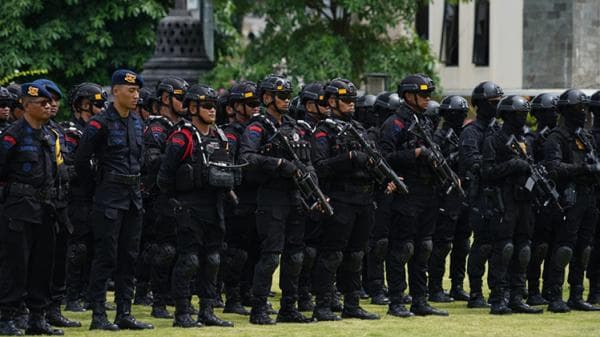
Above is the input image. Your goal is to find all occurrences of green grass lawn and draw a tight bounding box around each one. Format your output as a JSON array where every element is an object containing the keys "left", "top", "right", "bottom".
[{"left": 58, "top": 270, "right": 600, "bottom": 337}]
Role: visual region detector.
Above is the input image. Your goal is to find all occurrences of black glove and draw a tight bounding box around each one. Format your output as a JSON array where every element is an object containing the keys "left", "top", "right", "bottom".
[
  {"left": 279, "top": 159, "right": 298, "bottom": 178},
  {"left": 350, "top": 151, "right": 370, "bottom": 168},
  {"left": 508, "top": 158, "right": 530, "bottom": 174}
]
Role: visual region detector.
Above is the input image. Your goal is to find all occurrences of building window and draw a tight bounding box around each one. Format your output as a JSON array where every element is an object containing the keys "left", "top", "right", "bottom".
[
  {"left": 440, "top": 1, "right": 459, "bottom": 66},
  {"left": 415, "top": 3, "right": 429, "bottom": 40},
  {"left": 473, "top": 0, "right": 490, "bottom": 66}
]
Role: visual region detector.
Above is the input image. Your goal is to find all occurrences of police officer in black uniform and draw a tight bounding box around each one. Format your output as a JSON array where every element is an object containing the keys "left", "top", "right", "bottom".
[
  {"left": 461, "top": 81, "right": 503, "bottom": 308},
  {"left": 157, "top": 84, "right": 235, "bottom": 328},
  {"left": 137, "top": 87, "right": 157, "bottom": 121},
  {"left": 525, "top": 93, "right": 559, "bottom": 306},
  {"left": 0, "top": 87, "right": 14, "bottom": 131},
  {"left": 75, "top": 69, "right": 153, "bottom": 331},
  {"left": 544, "top": 89, "right": 600, "bottom": 313},
  {"left": 480, "top": 95, "right": 543, "bottom": 315},
  {"left": 311, "top": 78, "right": 382, "bottom": 321},
  {"left": 240, "top": 74, "right": 313, "bottom": 325},
  {"left": 140, "top": 77, "right": 189, "bottom": 319},
  {"left": 364, "top": 91, "right": 402, "bottom": 306},
  {"left": 221, "top": 81, "right": 261, "bottom": 316},
  {"left": 428, "top": 95, "right": 470, "bottom": 303},
  {"left": 0, "top": 82, "right": 63, "bottom": 336},
  {"left": 63, "top": 83, "right": 107, "bottom": 312},
  {"left": 379, "top": 74, "right": 448, "bottom": 317}
]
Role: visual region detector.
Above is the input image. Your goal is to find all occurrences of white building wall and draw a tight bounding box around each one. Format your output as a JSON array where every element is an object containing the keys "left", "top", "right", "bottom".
[{"left": 429, "top": 0, "right": 523, "bottom": 94}]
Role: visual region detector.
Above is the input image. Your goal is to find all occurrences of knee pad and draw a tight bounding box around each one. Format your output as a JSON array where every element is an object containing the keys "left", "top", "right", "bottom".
[
  {"left": 553, "top": 246, "right": 573, "bottom": 269},
  {"left": 500, "top": 242, "right": 514, "bottom": 265},
  {"left": 372, "top": 239, "right": 389, "bottom": 260},
  {"left": 141, "top": 243, "right": 157, "bottom": 265},
  {"left": 67, "top": 243, "right": 87, "bottom": 266},
  {"left": 258, "top": 253, "right": 280, "bottom": 275},
  {"left": 321, "top": 251, "right": 343, "bottom": 273},
  {"left": 304, "top": 246, "right": 317, "bottom": 261},
  {"left": 532, "top": 242, "right": 549, "bottom": 262},
  {"left": 415, "top": 240, "right": 433, "bottom": 265},
  {"left": 390, "top": 242, "right": 414, "bottom": 265},
  {"left": 207, "top": 252, "right": 221, "bottom": 269},
  {"left": 580, "top": 246, "right": 592, "bottom": 268},
  {"left": 517, "top": 245, "right": 531, "bottom": 270},
  {"left": 283, "top": 251, "right": 304, "bottom": 275},
  {"left": 342, "top": 251, "right": 364, "bottom": 273},
  {"left": 178, "top": 253, "right": 200, "bottom": 278},
  {"left": 153, "top": 244, "right": 176, "bottom": 267}
]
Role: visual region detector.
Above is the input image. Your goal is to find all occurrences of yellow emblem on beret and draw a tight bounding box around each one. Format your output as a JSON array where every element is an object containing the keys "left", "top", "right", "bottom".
[
  {"left": 28, "top": 86, "right": 39, "bottom": 96},
  {"left": 173, "top": 89, "right": 183, "bottom": 95},
  {"left": 94, "top": 93, "right": 102, "bottom": 100},
  {"left": 124, "top": 73, "right": 136, "bottom": 84},
  {"left": 277, "top": 85, "right": 283, "bottom": 90},
  {"left": 198, "top": 95, "right": 206, "bottom": 100},
  {"left": 338, "top": 88, "right": 347, "bottom": 95},
  {"left": 420, "top": 84, "right": 428, "bottom": 90},
  {"left": 319, "top": 95, "right": 324, "bottom": 100},
  {"left": 244, "top": 92, "right": 253, "bottom": 98}
]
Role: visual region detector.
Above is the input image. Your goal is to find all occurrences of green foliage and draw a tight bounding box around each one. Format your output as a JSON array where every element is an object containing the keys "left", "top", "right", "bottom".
[
  {"left": 206, "top": 0, "right": 438, "bottom": 91},
  {"left": 0, "top": 0, "right": 172, "bottom": 88}
]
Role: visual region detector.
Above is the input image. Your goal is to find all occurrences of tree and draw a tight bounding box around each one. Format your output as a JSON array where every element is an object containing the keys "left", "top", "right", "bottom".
[
  {"left": 206, "top": 0, "right": 437, "bottom": 90},
  {"left": 0, "top": 0, "right": 172, "bottom": 88}
]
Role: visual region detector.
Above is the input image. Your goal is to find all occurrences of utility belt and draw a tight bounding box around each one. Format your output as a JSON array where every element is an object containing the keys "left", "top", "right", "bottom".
[
  {"left": 175, "top": 162, "right": 242, "bottom": 192},
  {"left": 103, "top": 172, "right": 141, "bottom": 186},
  {"left": 329, "top": 181, "right": 374, "bottom": 194},
  {"left": 8, "top": 182, "right": 57, "bottom": 202}
]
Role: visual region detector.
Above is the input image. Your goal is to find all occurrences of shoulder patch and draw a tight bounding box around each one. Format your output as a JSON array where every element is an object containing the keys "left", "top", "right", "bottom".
[
  {"left": 2, "top": 134, "right": 16, "bottom": 145},
  {"left": 393, "top": 119, "right": 405, "bottom": 129},
  {"left": 226, "top": 133, "right": 237, "bottom": 142},
  {"left": 315, "top": 131, "right": 327, "bottom": 139},
  {"left": 248, "top": 125, "right": 263, "bottom": 133},
  {"left": 88, "top": 120, "right": 102, "bottom": 129}
]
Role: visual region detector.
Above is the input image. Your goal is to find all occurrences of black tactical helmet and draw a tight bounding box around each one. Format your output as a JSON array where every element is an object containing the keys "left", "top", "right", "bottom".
[
  {"left": 397, "top": 74, "right": 435, "bottom": 97},
  {"left": 258, "top": 74, "right": 292, "bottom": 100},
  {"left": 440, "top": 95, "right": 469, "bottom": 112},
  {"left": 289, "top": 95, "right": 304, "bottom": 119},
  {"left": 138, "top": 87, "right": 156, "bottom": 111},
  {"left": 156, "top": 76, "right": 189, "bottom": 99},
  {"left": 68, "top": 82, "right": 107, "bottom": 113},
  {"left": 590, "top": 90, "right": 600, "bottom": 108},
  {"left": 531, "top": 93, "right": 559, "bottom": 110},
  {"left": 374, "top": 92, "right": 401, "bottom": 111},
  {"left": 557, "top": 89, "right": 589, "bottom": 108},
  {"left": 356, "top": 94, "right": 376, "bottom": 109},
  {"left": 300, "top": 82, "right": 326, "bottom": 104},
  {"left": 471, "top": 81, "right": 504, "bottom": 105},
  {"left": 0, "top": 86, "right": 16, "bottom": 106},
  {"left": 424, "top": 100, "right": 441, "bottom": 126},
  {"left": 218, "top": 89, "right": 231, "bottom": 107},
  {"left": 497, "top": 95, "right": 531, "bottom": 113},
  {"left": 183, "top": 84, "right": 218, "bottom": 108},
  {"left": 324, "top": 78, "right": 357, "bottom": 99},
  {"left": 229, "top": 81, "right": 258, "bottom": 102}
]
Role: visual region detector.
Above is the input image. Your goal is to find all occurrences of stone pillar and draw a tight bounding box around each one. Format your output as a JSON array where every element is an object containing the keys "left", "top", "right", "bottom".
[{"left": 142, "top": 0, "right": 214, "bottom": 88}]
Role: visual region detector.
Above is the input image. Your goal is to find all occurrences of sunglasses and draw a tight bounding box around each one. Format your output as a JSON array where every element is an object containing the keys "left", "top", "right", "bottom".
[
  {"left": 173, "top": 94, "right": 185, "bottom": 102},
  {"left": 318, "top": 100, "right": 329, "bottom": 107},
  {"left": 244, "top": 99, "right": 261, "bottom": 108},
  {"left": 0, "top": 101, "right": 12, "bottom": 108},
  {"left": 31, "top": 99, "right": 51, "bottom": 106},
  {"left": 93, "top": 100, "right": 105, "bottom": 109},
  {"left": 200, "top": 102, "right": 216, "bottom": 110},
  {"left": 417, "top": 92, "right": 432, "bottom": 98},
  {"left": 276, "top": 92, "right": 292, "bottom": 100},
  {"left": 339, "top": 96, "right": 355, "bottom": 104}
]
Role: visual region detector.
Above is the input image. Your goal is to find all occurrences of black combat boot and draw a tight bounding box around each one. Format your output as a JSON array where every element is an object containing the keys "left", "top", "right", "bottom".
[
  {"left": 172, "top": 299, "right": 202, "bottom": 328},
  {"left": 64, "top": 300, "right": 86, "bottom": 313},
  {"left": 151, "top": 295, "right": 173, "bottom": 319},
  {"left": 449, "top": 284, "right": 470, "bottom": 301},
  {"left": 0, "top": 309, "right": 24, "bottom": 336},
  {"left": 132, "top": 282, "right": 153, "bottom": 306},
  {"left": 276, "top": 296, "right": 312, "bottom": 323},
  {"left": 489, "top": 289, "right": 512, "bottom": 315},
  {"left": 341, "top": 292, "right": 379, "bottom": 320},
  {"left": 587, "top": 286, "right": 600, "bottom": 305},
  {"left": 223, "top": 287, "right": 250, "bottom": 315},
  {"left": 298, "top": 287, "right": 315, "bottom": 311},
  {"left": 197, "top": 300, "right": 233, "bottom": 327},
  {"left": 114, "top": 301, "right": 154, "bottom": 330},
  {"left": 387, "top": 302, "right": 414, "bottom": 318},
  {"left": 25, "top": 312, "right": 64, "bottom": 336},
  {"left": 89, "top": 302, "right": 119, "bottom": 331},
  {"left": 467, "top": 292, "right": 490, "bottom": 308},
  {"left": 429, "top": 291, "right": 454, "bottom": 303},
  {"left": 527, "top": 287, "right": 549, "bottom": 306},
  {"left": 410, "top": 297, "right": 449, "bottom": 316},
  {"left": 312, "top": 294, "right": 341, "bottom": 321},
  {"left": 509, "top": 294, "right": 543, "bottom": 314},
  {"left": 45, "top": 302, "right": 80, "bottom": 328},
  {"left": 567, "top": 285, "right": 600, "bottom": 311},
  {"left": 249, "top": 297, "right": 276, "bottom": 325}
]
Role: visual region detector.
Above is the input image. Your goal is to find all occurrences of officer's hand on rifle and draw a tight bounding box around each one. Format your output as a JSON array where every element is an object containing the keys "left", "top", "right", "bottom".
[
  {"left": 349, "top": 150, "right": 370, "bottom": 168},
  {"left": 508, "top": 158, "right": 530, "bottom": 174},
  {"left": 416, "top": 146, "right": 436, "bottom": 164},
  {"left": 385, "top": 181, "right": 398, "bottom": 195},
  {"left": 277, "top": 158, "right": 299, "bottom": 178}
]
